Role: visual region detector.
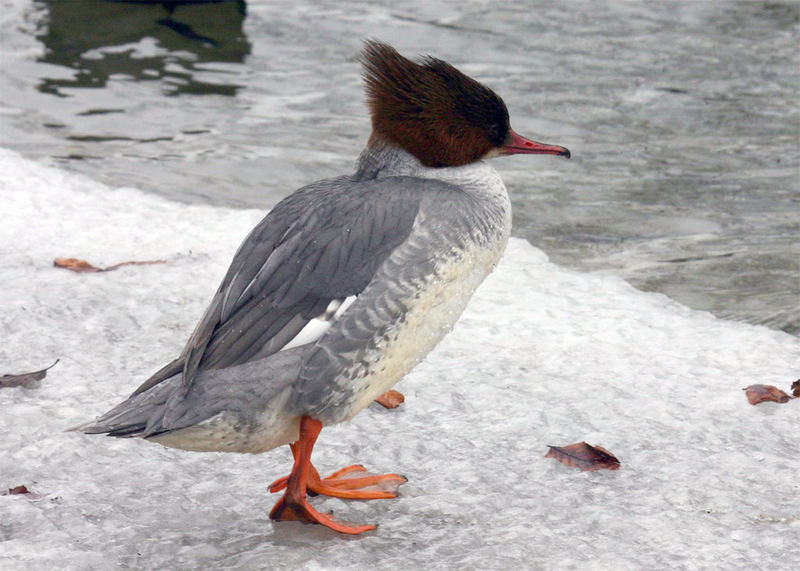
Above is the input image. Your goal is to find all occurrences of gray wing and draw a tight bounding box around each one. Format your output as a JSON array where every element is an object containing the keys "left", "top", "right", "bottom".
[
  {"left": 288, "top": 184, "right": 492, "bottom": 422},
  {"left": 132, "top": 175, "right": 425, "bottom": 397}
]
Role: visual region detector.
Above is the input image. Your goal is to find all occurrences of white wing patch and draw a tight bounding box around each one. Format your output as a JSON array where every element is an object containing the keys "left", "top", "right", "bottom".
[{"left": 281, "top": 295, "right": 357, "bottom": 351}]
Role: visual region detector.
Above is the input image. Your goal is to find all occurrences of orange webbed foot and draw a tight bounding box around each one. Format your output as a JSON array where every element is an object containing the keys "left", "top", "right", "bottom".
[
  {"left": 269, "top": 495, "right": 376, "bottom": 535},
  {"left": 269, "top": 462, "right": 407, "bottom": 499},
  {"left": 374, "top": 389, "right": 404, "bottom": 409},
  {"left": 310, "top": 465, "right": 407, "bottom": 499},
  {"left": 268, "top": 416, "right": 405, "bottom": 535}
]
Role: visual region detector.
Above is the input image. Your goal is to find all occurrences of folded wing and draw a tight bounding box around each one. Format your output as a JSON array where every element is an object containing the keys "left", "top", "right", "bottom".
[{"left": 133, "top": 175, "right": 425, "bottom": 397}]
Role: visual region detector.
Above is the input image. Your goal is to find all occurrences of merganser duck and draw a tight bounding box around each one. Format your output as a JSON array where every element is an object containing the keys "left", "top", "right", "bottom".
[{"left": 78, "top": 40, "right": 570, "bottom": 534}]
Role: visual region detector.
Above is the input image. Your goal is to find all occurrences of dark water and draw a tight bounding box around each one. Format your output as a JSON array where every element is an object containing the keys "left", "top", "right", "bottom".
[{"left": 1, "top": 0, "right": 798, "bottom": 334}]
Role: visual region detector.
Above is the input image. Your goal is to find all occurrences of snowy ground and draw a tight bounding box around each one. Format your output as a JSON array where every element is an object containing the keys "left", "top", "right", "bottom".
[{"left": 1, "top": 149, "right": 798, "bottom": 569}]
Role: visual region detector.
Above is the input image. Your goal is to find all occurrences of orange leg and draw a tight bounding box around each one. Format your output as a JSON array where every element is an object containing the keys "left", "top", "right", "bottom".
[{"left": 268, "top": 416, "right": 406, "bottom": 534}]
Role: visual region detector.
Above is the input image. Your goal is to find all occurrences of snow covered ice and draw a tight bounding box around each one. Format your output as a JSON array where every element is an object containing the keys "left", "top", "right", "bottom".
[{"left": 1, "top": 148, "right": 798, "bottom": 569}]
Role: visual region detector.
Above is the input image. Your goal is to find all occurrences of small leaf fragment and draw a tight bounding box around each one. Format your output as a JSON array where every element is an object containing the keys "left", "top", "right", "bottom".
[
  {"left": 792, "top": 380, "right": 800, "bottom": 398},
  {"left": 54, "top": 257, "right": 165, "bottom": 273},
  {"left": 743, "top": 384, "right": 792, "bottom": 405},
  {"left": 1, "top": 485, "right": 45, "bottom": 500},
  {"left": 375, "top": 389, "right": 405, "bottom": 409},
  {"left": 53, "top": 257, "right": 103, "bottom": 272},
  {"left": 545, "top": 441, "right": 620, "bottom": 471},
  {"left": 0, "top": 359, "right": 59, "bottom": 389}
]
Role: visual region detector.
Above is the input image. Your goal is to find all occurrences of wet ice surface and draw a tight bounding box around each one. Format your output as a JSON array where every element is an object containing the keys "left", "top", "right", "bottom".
[
  {"left": 2, "top": 150, "right": 799, "bottom": 569},
  {"left": 0, "top": 0, "right": 798, "bottom": 335}
]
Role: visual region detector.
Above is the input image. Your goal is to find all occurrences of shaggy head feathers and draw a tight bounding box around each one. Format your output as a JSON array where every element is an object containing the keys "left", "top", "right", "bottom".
[{"left": 362, "top": 40, "right": 511, "bottom": 168}]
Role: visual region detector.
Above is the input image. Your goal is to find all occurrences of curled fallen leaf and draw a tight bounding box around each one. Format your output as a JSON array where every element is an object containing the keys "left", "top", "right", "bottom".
[
  {"left": 0, "top": 359, "right": 59, "bottom": 389},
  {"left": 545, "top": 441, "right": 620, "bottom": 471},
  {"left": 53, "top": 257, "right": 165, "bottom": 273},
  {"left": 743, "top": 384, "right": 792, "bottom": 405},
  {"left": 792, "top": 380, "right": 800, "bottom": 398},
  {"left": 374, "top": 389, "right": 404, "bottom": 409},
  {"left": 1, "top": 485, "right": 45, "bottom": 500},
  {"left": 53, "top": 257, "right": 103, "bottom": 272}
]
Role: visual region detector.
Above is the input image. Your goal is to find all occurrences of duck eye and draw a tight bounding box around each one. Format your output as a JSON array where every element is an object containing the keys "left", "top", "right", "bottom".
[{"left": 487, "top": 122, "right": 504, "bottom": 145}]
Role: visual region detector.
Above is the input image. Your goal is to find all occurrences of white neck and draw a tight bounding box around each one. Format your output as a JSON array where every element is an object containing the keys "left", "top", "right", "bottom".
[{"left": 356, "top": 144, "right": 507, "bottom": 200}]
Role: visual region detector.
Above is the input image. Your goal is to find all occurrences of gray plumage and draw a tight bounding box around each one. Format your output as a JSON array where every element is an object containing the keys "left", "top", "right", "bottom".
[
  {"left": 134, "top": 172, "right": 423, "bottom": 398},
  {"left": 81, "top": 350, "right": 304, "bottom": 443},
  {"left": 78, "top": 146, "right": 512, "bottom": 451}
]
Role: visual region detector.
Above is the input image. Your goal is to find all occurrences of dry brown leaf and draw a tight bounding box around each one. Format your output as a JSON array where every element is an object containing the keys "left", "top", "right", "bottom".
[
  {"left": 792, "top": 380, "right": 800, "bottom": 398},
  {"left": 53, "top": 257, "right": 165, "bottom": 273},
  {"left": 545, "top": 441, "right": 620, "bottom": 471},
  {"left": 53, "top": 257, "right": 103, "bottom": 272},
  {"left": 1, "top": 485, "right": 45, "bottom": 500},
  {"left": 0, "top": 359, "right": 59, "bottom": 389},
  {"left": 743, "top": 384, "right": 792, "bottom": 405},
  {"left": 374, "top": 389, "right": 405, "bottom": 409}
]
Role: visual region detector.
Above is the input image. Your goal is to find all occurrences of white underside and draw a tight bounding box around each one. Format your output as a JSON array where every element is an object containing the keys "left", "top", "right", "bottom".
[
  {"left": 338, "top": 228, "right": 511, "bottom": 423},
  {"left": 150, "top": 387, "right": 301, "bottom": 454}
]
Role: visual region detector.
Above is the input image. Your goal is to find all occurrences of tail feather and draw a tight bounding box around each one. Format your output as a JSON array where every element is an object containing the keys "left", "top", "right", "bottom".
[
  {"left": 73, "top": 374, "right": 175, "bottom": 437},
  {"left": 73, "top": 348, "right": 306, "bottom": 452}
]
